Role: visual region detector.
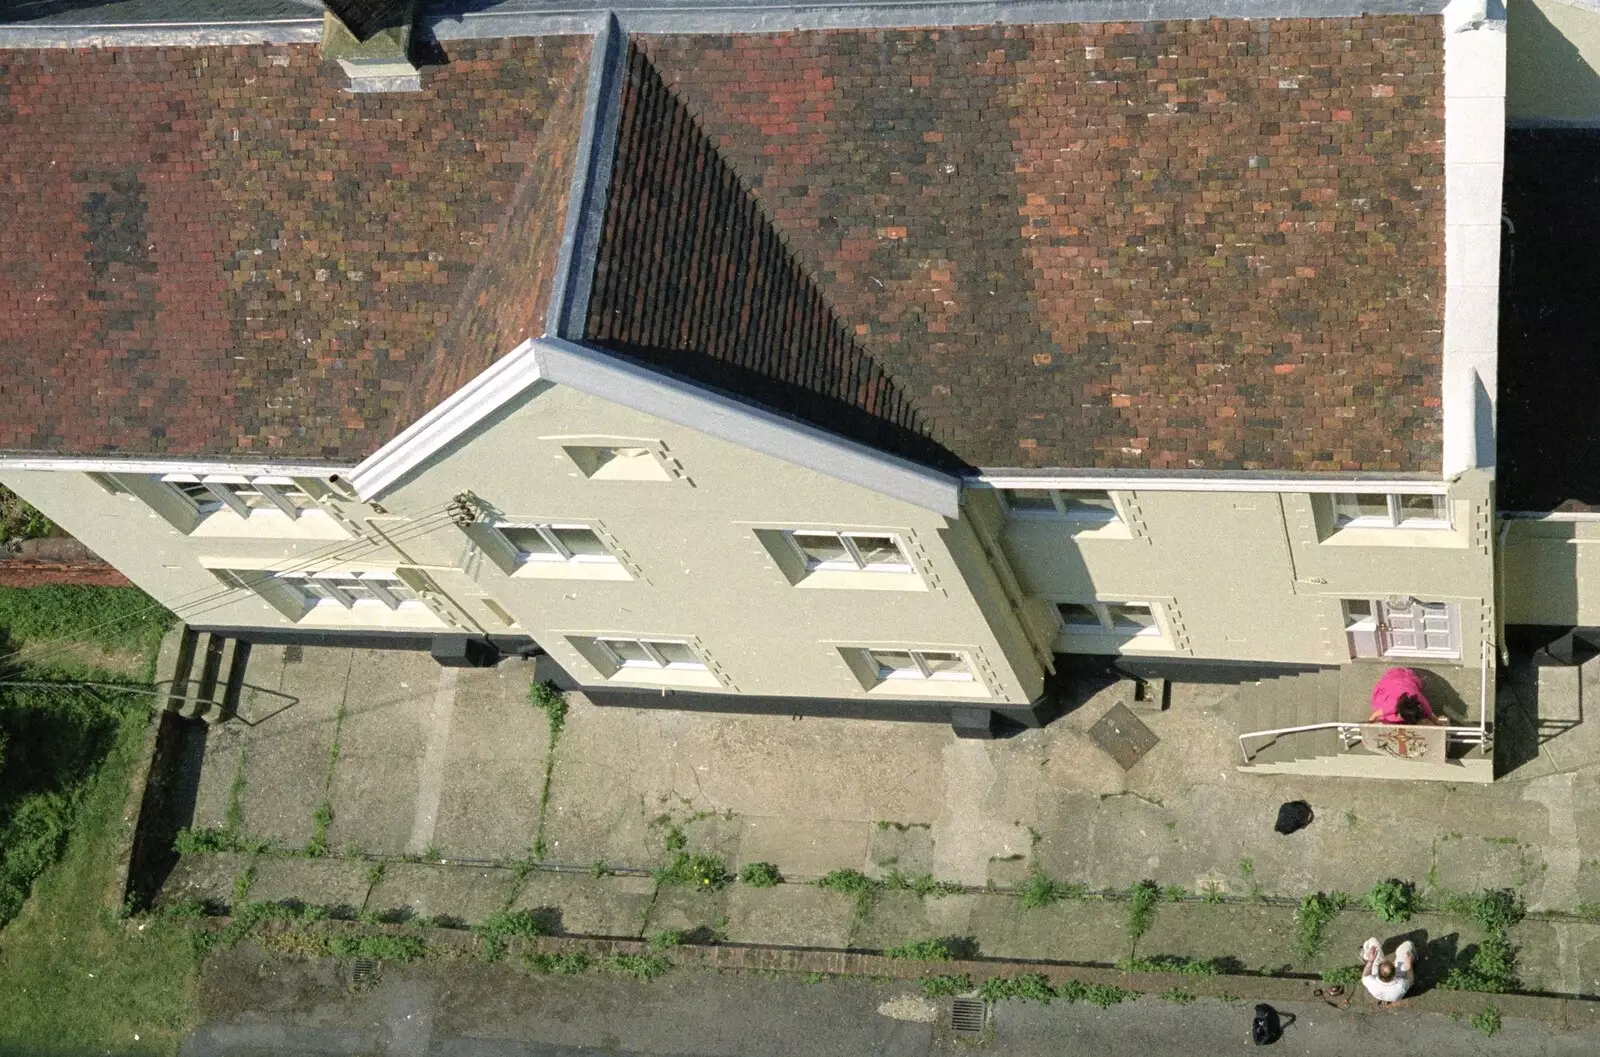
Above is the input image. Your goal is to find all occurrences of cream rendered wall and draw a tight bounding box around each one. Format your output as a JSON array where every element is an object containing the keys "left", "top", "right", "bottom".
[
  {"left": 1501, "top": 517, "right": 1600, "bottom": 625},
  {"left": 999, "top": 471, "right": 1496, "bottom": 667},
  {"left": 0, "top": 468, "right": 487, "bottom": 635},
  {"left": 1507, "top": 0, "right": 1600, "bottom": 124},
  {"left": 364, "top": 383, "right": 1048, "bottom": 706}
]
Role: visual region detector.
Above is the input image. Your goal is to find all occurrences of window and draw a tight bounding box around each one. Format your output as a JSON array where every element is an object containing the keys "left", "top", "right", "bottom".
[
  {"left": 591, "top": 637, "right": 706, "bottom": 671},
  {"left": 998, "top": 488, "right": 1120, "bottom": 522},
  {"left": 563, "top": 444, "right": 674, "bottom": 481},
  {"left": 787, "top": 531, "right": 911, "bottom": 572},
  {"left": 272, "top": 570, "right": 421, "bottom": 611},
  {"left": 497, "top": 523, "right": 616, "bottom": 565},
  {"left": 1057, "top": 601, "right": 1161, "bottom": 636},
  {"left": 160, "top": 474, "right": 320, "bottom": 520},
  {"left": 1332, "top": 493, "right": 1449, "bottom": 529},
  {"left": 865, "top": 648, "right": 974, "bottom": 682}
]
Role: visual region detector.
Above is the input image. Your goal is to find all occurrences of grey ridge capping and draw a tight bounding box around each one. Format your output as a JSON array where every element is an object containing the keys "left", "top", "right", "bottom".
[
  {"left": 535, "top": 338, "right": 964, "bottom": 518},
  {"left": 426, "top": 0, "right": 1451, "bottom": 39},
  {"left": 0, "top": 0, "right": 322, "bottom": 47},
  {"left": 545, "top": 12, "right": 626, "bottom": 341}
]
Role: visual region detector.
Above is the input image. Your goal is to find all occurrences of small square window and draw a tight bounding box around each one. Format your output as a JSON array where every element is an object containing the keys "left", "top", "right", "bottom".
[
  {"left": 1397, "top": 494, "right": 1447, "bottom": 525},
  {"left": 1057, "top": 600, "right": 1163, "bottom": 637},
  {"left": 786, "top": 530, "right": 910, "bottom": 572},
  {"left": 1331, "top": 493, "right": 1449, "bottom": 530},
  {"left": 1000, "top": 488, "right": 1120, "bottom": 522},
  {"left": 866, "top": 648, "right": 973, "bottom": 682},
  {"left": 1106, "top": 603, "right": 1157, "bottom": 631},
  {"left": 495, "top": 523, "right": 616, "bottom": 565}
]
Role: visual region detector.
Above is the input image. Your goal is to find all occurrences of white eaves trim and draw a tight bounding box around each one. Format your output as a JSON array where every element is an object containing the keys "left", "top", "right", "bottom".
[
  {"left": 973, "top": 474, "right": 1451, "bottom": 494},
  {"left": 346, "top": 338, "right": 545, "bottom": 501},
  {"left": 0, "top": 456, "right": 352, "bottom": 478},
  {"left": 1440, "top": 0, "right": 1507, "bottom": 477},
  {"left": 536, "top": 338, "right": 962, "bottom": 518}
]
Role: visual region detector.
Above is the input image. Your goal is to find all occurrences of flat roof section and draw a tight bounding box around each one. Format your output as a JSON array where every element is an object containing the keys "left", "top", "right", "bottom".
[{"left": 1498, "top": 129, "right": 1600, "bottom": 513}]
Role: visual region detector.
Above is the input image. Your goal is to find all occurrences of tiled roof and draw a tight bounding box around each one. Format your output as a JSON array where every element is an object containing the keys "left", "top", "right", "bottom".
[
  {"left": 0, "top": 35, "right": 590, "bottom": 460},
  {"left": 589, "top": 20, "right": 1446, "bottom": 472}
]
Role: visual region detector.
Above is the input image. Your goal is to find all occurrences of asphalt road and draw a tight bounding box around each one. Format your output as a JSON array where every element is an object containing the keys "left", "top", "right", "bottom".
[{"left": 182, "top": 950, "right": 1600, "bottom": 1057}]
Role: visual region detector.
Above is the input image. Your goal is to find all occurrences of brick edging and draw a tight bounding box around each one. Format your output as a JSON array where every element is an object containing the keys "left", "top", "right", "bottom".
[{"left": 0, "top": 559, "right": 129, "bottom": 587}]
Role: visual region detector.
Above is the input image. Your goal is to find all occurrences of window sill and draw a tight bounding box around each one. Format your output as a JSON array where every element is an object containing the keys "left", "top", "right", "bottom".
[
  {"left": 1320, "top": 526, "right": 1466, "bottom": 549},
  {"left": 1057, "top": 631, "right": 1176, "bottom": 654},
  {"left": 190, "top": 509, "right": 350, "bottom": 541},
  {"left": 1007, "top": 518, "right": 1132, "bottom": 541},
  {"left": 296, "top": 604, "right": 447, "bottom": 630},
  {"left": 794, "top": 569, "right": 928, "bottom": 592},
  {"left": 604, "top": 667, "right": 722, "bottom": 689},
  {"left": 864, "top": 678, "right": 991, "bottom": 699},
  {"left": 511, "top": 560, "right": 634, "bottom": 581}
]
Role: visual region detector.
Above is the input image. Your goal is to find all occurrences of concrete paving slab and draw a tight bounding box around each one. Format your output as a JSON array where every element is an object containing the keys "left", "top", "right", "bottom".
[
  {"left": 161, "top": 852, "right": 247, "bottom": 908},
  {"left": 736, "top": 816, "right": 873, "bottom": 880},
  {"left": 541, "top": 696, "right": 949, "bottom": 868},
  {"left": 192, "top": 723, "right": 247, "bottom": 832},
  {"left": 324, "top": 651, "right": 439, "bottom": 856},
  {"left": 721, "top": 885, "right": 855, "bottom": 948},
  {"left": 643, "top": 885, "right": 731, "bottom": 938},
  {"left": 1433, "top": 833, "right": 1539, "bottom": 895},
  {"left": 850, "top": 891, "right": 979, "bottom": 954},
  {"left": 866, "top": 823, "right": 935, "bottom": 877},
  {"left": 965, "top": 895, "right": 1129, "bottom": 963},
  {"left": 431, "top": 659, "right": 546, "bottom": 861},
  {"left": 364, "top": 862, "right": 516, "bottom": 926},
  {"left": 229, "top": 648, "right": 351, "bottom": 849},
  {"left": 245, "top": 855, "right": 372, "bottom": 916},
  {"left": 511, "top": 871, "right": 657, "bottom": 939}
]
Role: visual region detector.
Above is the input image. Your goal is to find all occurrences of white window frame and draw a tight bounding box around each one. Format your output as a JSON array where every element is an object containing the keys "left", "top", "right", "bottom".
[
  {"left": 1331, "top": 493, "right": 1451, "bottom": 530},
  {"left": 591, "top": 637, "right": 707, "bottom": 671},
  {"left": 784, "top": 530, "right": 912, "bottom": 573},
  {"left": 997, "top": 488, "right": 1121, "bottom": 523},
  {"left": 273, "top": 570, "right": 421, "bottom": 611},
  {"left": 1055, "top": 600, "right": 1163, "bottom": 637},
  {"left": 496, "top": 523, "right": 618, "bottom": 566},
  {"left": 864, "top": 647, "right": 975, "bottom": 683},
  {"left": 159, "top": 473, "right": 319, "bottom": 520}
]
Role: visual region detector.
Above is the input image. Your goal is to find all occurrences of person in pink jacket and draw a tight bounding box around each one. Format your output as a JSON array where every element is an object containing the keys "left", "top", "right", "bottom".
[{"left": 1368, "top": 667, "right": 1448, "bottom": 725}]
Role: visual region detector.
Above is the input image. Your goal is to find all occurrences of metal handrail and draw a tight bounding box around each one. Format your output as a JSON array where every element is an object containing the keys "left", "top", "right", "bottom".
[{"left": 1239, "top": 718, "right": 1487, "bottom": 764}]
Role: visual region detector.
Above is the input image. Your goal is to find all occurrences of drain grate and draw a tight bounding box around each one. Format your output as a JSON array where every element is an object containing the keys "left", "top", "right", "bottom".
[
  {"left": 950, "top": 997, "right": 987, "bottom": 1034},
  {"left": 351, "top": 957, "right": 378, "bottom": 987}
]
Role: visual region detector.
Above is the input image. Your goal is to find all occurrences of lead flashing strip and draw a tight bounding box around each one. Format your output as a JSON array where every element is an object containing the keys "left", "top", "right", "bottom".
[
  {"left": 0, "top": 19, "right": 322, "bottom": 48},
  {"left": 425, "top": 0, "right": 1449, "bottom": 39},
  {"left": 537, "top": 338, "right": 963, "bottom": 517},
  {"left": 546, "top": 14, "right": 626, "bottom": 339}
]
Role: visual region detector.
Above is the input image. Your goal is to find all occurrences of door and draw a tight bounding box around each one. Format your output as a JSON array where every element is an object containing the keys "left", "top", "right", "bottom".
[
  {"left": 1344, "top": 598, "right": 1460, "bottom": 659},
  {"left": 1377, "top": 599, "right": 1458, "bottom": 658}
]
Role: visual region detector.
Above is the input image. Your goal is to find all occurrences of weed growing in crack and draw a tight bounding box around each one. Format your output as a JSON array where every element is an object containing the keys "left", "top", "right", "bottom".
[
  {"left": 1125, "top": 880, "right": 1161, "bottom": 948},
  {"left": 1365, "top": 879, "right": 1419, "bottom": 924},
  {"left": 1018, "top": 871, "right": 1083, "bottom": 910},
  {"left": 1293, "top": 892, "right": 1349, "bottom": 961},
  {"left": 473, "top": 909, "right": 550, "bottom": 963},
  {"left": 739, "top": 862, "right": 782, "bottom": 888}
]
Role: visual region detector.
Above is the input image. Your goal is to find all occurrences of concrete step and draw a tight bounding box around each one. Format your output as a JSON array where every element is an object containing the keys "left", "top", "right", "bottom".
[
  {"left": 1242, "top": 752, "right": 1494, "bottom": 783},
  {"left": 165, "top": 630, "right": 248, "bottom": 725}
]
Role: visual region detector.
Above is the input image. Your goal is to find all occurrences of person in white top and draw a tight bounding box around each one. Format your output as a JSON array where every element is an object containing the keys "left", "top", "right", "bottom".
[{"left": 1360, "top": 937, "right": 1417, "bottom": 1002}]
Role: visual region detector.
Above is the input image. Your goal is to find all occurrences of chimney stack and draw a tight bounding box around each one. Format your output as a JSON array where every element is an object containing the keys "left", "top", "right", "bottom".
[{"left": 321, "top": 0, "right": 422, "bottom": 93}]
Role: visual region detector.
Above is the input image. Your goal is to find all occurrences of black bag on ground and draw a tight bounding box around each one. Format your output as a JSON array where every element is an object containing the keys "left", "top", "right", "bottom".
[
  {"left": 1274, "top": 800, "right": 1313, "bottom": 835},
  {"left": 1251, "top": 1003, "right": 1282, "bottom": 1046}
]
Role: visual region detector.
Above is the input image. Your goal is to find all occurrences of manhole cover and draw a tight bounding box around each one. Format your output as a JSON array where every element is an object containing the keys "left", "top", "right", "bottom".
[
  {"left": 351, "top": 957, "right": 378, "bottom": 987},
  {"left": 1086, "top": 703, "right": 1160, "bottom": 771},
  {"left": 950, "top": 997, "right": 987, "bottom": 1034}
]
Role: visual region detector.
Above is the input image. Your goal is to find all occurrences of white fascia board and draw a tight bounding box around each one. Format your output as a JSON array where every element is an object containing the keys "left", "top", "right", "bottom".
[
  {"left": 972, "top": 474, "right": 1451, "bottom": 494},
  {"left": 536, "top": 338, "right": 963, "bottom": 518},
  {"left": 1441, "top": 0, "right": 1507, "bottom": 478},
  {"left": 0, "top": 456, "right": 352, "bottom": 477},
  {"left": 346, "top": 339, "right": 545, "bottom": 501}
]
